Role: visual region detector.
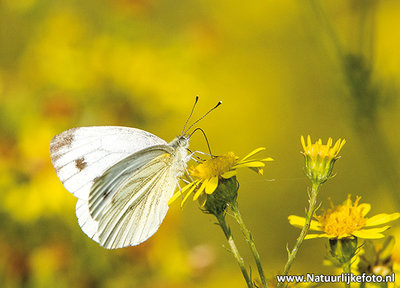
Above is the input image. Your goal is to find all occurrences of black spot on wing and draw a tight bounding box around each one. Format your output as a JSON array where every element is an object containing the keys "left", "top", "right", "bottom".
[{"left": 75, "top": 157, "right": 87, "bottom": 171}]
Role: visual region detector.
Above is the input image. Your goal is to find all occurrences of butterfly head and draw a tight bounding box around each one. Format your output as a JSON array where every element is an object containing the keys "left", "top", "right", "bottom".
[{"left": 170, "top": 135, "right": 190, "bottom": 149}]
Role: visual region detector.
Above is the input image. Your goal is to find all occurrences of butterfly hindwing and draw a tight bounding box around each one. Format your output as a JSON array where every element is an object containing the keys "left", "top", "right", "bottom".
[
  {"left": 76, "top": 198, "right": 100, "bottom": 243},
  {"left": 50, "top": 126, "right": 166, "bottom": 200},
  {"left": 87, "top": 147, "right": 176, "bottom": 249},
  {"left": 88, "top": 145, "right": 173, "bottom": 220}
]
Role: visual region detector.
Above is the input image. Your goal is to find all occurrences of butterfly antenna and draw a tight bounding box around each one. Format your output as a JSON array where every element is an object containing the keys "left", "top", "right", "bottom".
[
  {"left": 189, "top": 127, "right": 214, "bottom": 157},
  {"left": 181, "top": 96, "right": 199, "bottom": 135},
  {"left": 184, "top": 100, "right": 222, "bottom": 135}
]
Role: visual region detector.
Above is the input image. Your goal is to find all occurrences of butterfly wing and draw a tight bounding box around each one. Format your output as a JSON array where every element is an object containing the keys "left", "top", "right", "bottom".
[
  {"left": 50, "top": 126, "right": 166, "bottom": 201},
  {"left": 76, "top": 198, "right": 100, "bottom": 242},
  {"left": 87, "top": 146, "right": 178, "bottom": 249}
]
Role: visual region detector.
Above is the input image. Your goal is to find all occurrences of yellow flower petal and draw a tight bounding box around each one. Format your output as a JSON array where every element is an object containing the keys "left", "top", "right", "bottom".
[
  {"left": 241, "top": 147, "right": 266, "bottom": 161},
  {"left": 337, "top": 139, "right": 346, "bottom": 152},
  {"left": 168, "top": 182, "right": 195, "bottom": 205},
  {"left": 301, "top": 135, "right": 307, "bottom": 151},
  {"left": 327, "top": 137, "right": 333, "bottom": 148},
  {"left": 307, "top": 135, "right": 312, "bottom": 146},
  {"left": 193, "top": 179, "right": 208, "bottom": 200},
  {"left": 181, "top": 184, "right": 197, "bottom": 207},
  {"left": 305, "top": 233, "right": 330, "bottom": 239},
  {"left": 206, "top": 176, "right": 219, "bottom": 194},
  {"left": 221, "top": 170, "right": 236, "bottom": 179},
  {"left": 169, "top": 192, "right": 181, "bottom": 205},
  {"left": 365, "top": 213, "right": 400, "bottom": 227},
  {"left": 337, "top": 234, "right": 353, "bottom": 239},
  {"left": 237, "top": 159, "right": 268, "bottom": 165},
  {"left": 234, "top": 161, "right": 265, "bottom": 169},
  {"left": 359, "top": 203, "right": 371, "bottom": 217},
  {"left": 288, "top": 215, "right": 322, "bottom": 231},
  {"left": 352, "top": 226, "right": 390, "bottom": 239}
]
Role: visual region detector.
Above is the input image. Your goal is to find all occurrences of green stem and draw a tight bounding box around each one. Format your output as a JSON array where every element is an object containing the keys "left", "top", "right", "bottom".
[
  {"left": 230, "top": 201, "right": 268, "bottom": 288},
  {"left": 215, "top": 213, "right": 253, "bottom": 288},
  {"left": 277, "top": 183, "right": 321, "bottom": 288},
  {"left": 342, "top": 261, "right": 351, "bottom": 288}
]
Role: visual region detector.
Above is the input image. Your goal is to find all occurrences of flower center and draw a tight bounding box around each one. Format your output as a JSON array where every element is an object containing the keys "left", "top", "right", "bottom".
[
  {"left": 190, "top": 152, "right": 237, "bottom": 180},
  {"left": 316, "top": 196, "right": 367, "bottom": 238}
]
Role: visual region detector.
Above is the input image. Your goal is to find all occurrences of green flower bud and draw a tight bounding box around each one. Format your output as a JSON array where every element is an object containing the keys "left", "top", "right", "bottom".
[
  {"left": 201, "top": 176, "right": 238, "bottom": 216},
  {"left": 329, "top": 237, "right": 358, "bottom": 265}
]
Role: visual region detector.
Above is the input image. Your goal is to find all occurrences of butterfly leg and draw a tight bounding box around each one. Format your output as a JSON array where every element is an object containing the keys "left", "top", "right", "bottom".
[
  {"left": 186, "top": 150, "right": 215, "bottom": 162},
  {"left": 181, "top": 178, "right": 191, "bottom": 184},
  {"left": 184, "top": 167, "right": 195, "bottom": 183},
  {"left": 186, "top": 149, "right": 205, "bottom": 162},
  {"left": 190, "top": 158, "right": 202, "bottom": 164},
  {"left": 183, "top": 167, "right": 201, "bottom": 190},
  {"left": 176, "top": 181, "right": 184, "bottom": 200}
]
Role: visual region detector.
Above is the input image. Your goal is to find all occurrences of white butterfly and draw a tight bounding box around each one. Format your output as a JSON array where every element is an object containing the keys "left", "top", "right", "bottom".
[{"left": 50, "top": 99, "right": 220, "bottom": 249}]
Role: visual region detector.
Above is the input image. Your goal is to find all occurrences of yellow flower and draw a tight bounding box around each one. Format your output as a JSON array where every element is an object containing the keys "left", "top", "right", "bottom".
[
  {"left": 301, "top": 135, "right": 346, "bottom": 184},
  {"left": 289, "top": 195, "right": 400, "bottom": 240},
  {"left": 169, "top": 147, "right": 273, "bottom": 206}
]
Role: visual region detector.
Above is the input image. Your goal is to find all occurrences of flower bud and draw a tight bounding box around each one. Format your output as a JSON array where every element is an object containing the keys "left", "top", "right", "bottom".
[
  {"left": 201, "top": 176, "right": 238, "bottom": 216},
  {"left": 301, "top": 135, "right": 345, "bottom": 184},
  {"left": 329, "top": 237, "right": 358, "bottom": 265}
]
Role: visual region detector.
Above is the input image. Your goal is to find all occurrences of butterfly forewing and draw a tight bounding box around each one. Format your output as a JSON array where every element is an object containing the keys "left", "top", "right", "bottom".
[{"left": 50, "top": 126, "right": 166, "bottom": 200}]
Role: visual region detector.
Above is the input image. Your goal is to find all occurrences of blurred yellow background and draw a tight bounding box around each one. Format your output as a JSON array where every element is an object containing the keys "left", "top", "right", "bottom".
[{"left": 1, "top": 0, "right": 400, "bottom": 287}]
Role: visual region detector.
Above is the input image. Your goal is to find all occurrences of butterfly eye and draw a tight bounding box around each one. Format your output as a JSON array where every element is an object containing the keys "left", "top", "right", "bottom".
[{"left": 179, "top": 136, "right": 189, "bottom": 147}]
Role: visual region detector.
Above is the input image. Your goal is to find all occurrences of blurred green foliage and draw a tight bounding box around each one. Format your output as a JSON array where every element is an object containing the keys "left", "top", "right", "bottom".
[{"left": 1, "top": 0, "right": 400, "bottom": 287}]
